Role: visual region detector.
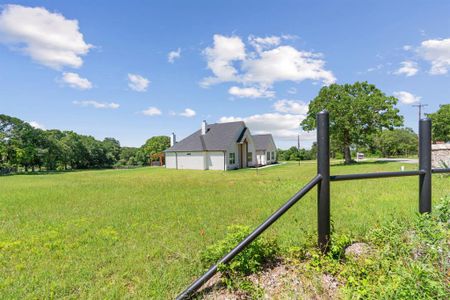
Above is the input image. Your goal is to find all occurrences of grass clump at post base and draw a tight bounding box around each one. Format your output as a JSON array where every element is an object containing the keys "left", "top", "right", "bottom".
[{"left": 200, "top": 225, "right": 278, "bottom": 289}]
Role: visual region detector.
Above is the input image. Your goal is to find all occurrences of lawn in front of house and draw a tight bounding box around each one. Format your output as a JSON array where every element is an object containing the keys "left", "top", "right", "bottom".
[{"left": 0, "top": 162, "right": 448, "bottom": 298}]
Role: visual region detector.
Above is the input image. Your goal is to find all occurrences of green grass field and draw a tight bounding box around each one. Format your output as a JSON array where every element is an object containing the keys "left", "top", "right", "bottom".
[{"left": 1, "top": 161, "right": 449, "bottom": 299}]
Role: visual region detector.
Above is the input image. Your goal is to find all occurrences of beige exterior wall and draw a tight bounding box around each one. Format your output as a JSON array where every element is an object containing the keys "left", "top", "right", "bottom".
[
  {"left": 174, "top": 151, "right": 205, "bottom": 170},
  {"left": 166, "top": 151, "right": 225, "bottom": 170},
  {"left": 206, "top": 151, "right": 226, "bottom": 170},
  {"left": 432, "top": 144, "right": 450, "bottom": 168},
  {"left": 226, "top": 143, "right": 240, "bottom": 170},
  {"left": 165, "top": 152, "right": 177, "bottom": 169}
]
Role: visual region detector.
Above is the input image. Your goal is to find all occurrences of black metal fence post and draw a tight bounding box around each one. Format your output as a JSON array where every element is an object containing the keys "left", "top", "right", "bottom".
[
  {"left": 175, "top": 112, "right": 450, "bottom": 298},
  {"left": 317, "top": 110, "right": 330, "bottom": 252},
  {"left": 419, "top": 118, "right": 432, "bottom": 213}
]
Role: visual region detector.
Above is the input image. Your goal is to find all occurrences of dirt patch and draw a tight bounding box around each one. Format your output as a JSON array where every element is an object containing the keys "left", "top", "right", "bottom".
[
  {"left": 199, "top": 260, "right": 340, "bottom": 299},
  {"left": 344, "top": 242, "right": 371, "bottom": 260}
]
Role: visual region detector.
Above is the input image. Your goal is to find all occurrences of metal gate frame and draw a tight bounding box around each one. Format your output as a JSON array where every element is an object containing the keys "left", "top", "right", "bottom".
[{"left": 177, "top": 110, "right": 450, "bottom": 299}]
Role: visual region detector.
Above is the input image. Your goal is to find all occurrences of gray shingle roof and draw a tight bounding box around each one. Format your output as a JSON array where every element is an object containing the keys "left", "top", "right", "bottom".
[
  {"left": 252, "top": 134, "right": 275, "bottom": 150},
  {"left": 165, "top": 121, "right": 246, "bottom": 152}
]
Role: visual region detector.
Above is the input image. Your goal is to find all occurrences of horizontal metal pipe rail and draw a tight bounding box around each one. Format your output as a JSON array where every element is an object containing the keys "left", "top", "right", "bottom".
[
  {"left": 432, "top": 168, "right": 450, "bottom": 174},
  {"left": 176, "top": 112, "right": 450, "bottom": 299},
  {"left": 330, "top": 170, "right": 425, "bottom": 181},
  {"left": 176, "top": 174, "right": 322, "bottom": 300}
]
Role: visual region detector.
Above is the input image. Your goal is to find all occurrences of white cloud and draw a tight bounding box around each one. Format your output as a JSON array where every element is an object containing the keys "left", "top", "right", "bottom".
[
  {"left": 367, "top": 64, "right": 383, "bottom": 72},
  {"left": 73, "top": 100, "right": 119, "bottom": 109},
  {"left": 394, "top": 61, "right": 418, "bottom": 77},
  {"left": 418, "top": 38, "right": 450, "bottom": 75},
  {"left": 61, "top": 72, "right": 92, "bottom": 89},
  {"left": 273, "top": 100, "right": 309, "bottom": 114},
  {"left": 128, "top": 73, "right": 149, "bottom": 92},
  {"left": 393, "top": 91, "right": 421, "bottom": 104},
  {"left": 28, "top": 121, "right": 45, "bottom": 130},
  {"left": 179, "top": 108, "right": 196, "bottom": 117},
  {"left": 201, "top": 34, "right": 335, "bottom": 96},
  {"left": 201, "top": 34, "right": 246, "bottom": 87},
  {"left": 220, "top": 113, "right": 311, "bottom": 141},
  {"left": 142, "top": 106, "right": 162, "bottom": 116},
  {"left": 168, "top": 48, "right": 181, "bottom": 63},
  {"left": 248, "top": 35, "right": 281, "bottom": 53},
  {"left": 228, "top": 86, "right": 275, "bottom": 98},
  {"left": 0, "top": 4, "right": 92, "bottom": 69},
  {"left": 243, "top": 46, "right": 336, "bottom": 85},
  {"left": 403, "top": 45, "right": 412, "bottom": 51}
]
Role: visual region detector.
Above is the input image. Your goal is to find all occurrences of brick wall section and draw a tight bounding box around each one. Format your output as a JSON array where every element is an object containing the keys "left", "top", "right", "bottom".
[{"left": 432, "top": 144, "right": 450, "bottom": 168}]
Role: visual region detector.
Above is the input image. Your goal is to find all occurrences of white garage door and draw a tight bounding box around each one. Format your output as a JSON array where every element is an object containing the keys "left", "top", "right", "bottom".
[{"left": 257, "top": 152, "right": 266, "bottom": 165}]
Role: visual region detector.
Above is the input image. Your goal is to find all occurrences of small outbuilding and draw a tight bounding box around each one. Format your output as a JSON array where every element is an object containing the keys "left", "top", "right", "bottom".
[{"left": 165, "top": 121, "right": 277, "bottom": 170}]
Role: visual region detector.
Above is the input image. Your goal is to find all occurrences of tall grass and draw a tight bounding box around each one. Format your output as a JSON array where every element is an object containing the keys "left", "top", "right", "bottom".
[{"left": 0, "top": 162, "right": 448, "bottom": 298}]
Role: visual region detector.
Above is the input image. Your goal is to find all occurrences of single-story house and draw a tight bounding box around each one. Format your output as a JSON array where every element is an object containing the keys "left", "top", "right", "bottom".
[{"left": 165, "top": 121, "right": 277, "bottom": 170}]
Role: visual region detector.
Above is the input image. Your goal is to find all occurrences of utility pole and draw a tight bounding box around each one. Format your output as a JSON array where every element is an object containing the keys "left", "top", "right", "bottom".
[
  {"left": 413, "top": 103, "right": 428, "bottom": 161},
  {"left": 412, "top": 103, "right": 428, "bottom": 120}
]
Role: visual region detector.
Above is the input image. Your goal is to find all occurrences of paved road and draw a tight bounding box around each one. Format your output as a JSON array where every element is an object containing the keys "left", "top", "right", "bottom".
[{"left": 375, "top": 158, "right": 418, "bottom": 164}]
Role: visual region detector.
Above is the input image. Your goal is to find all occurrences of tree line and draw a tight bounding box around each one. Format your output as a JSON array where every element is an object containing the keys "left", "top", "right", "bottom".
[
  {"left": 2, "top": 83, "right": 448, "bottom": 170},
  {"left": 278, "top": 126, "right": 419, "bottom": 162},
  {"left": 0, "top": 114, "right": 169, "bottom": 174}
]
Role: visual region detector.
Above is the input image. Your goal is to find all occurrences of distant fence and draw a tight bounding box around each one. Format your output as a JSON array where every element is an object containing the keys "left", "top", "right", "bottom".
[{"left": 176, "top": 111, "right": 450, "bottom": 299}]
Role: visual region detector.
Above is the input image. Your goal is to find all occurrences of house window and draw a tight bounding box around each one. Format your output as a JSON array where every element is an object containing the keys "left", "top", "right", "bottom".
[
  {"left": 229, "top": 152, "right": 235, "bottom": 165},
  {"left": 247, "top": 152, "right": 252, "bottom": 162},
  {"left": 267, "top": 151, "right": 270, "bottom": 160}
]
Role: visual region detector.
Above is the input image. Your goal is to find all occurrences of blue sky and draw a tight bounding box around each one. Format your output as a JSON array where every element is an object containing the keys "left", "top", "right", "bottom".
[{"left": 0, "top": 1, "right": 449, "bottom": 149}]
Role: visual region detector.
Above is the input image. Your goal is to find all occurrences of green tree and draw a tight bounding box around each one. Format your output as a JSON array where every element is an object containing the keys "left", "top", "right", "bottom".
[
  {"left": 61, "top": 132, "right": 88, "bottom": 169},
  {"left": 374, "top": 128, "right": 418, "bottom": 157},
  {"left": 0, "top": 114, "right": 25, "bottom": 171},
  {"left": 102, "top": 137, "right": 121, "bottom": 166},
  {"left": 141, "top": 136, "right": 170, "bottom": 164},
  {"left": 0, "top": 115, "right": 42, "bottom": 171},
  {"left": 119, "top": 147, "right": 140, "bottom": 166},
  {"left": 427, "top": 104, "right": 450, "bottom": 142},
  {"left": 0, "top": 113, "right": 171, "bottom": 172},
  {"left": 301, "top": 82, "right": 403, "bottom": 164},
  {"left": 277, "top": 147, "right": 314, "bottom": 161},
  {"left": 43, "top": 130, "right": 65, "bottom": 170}
]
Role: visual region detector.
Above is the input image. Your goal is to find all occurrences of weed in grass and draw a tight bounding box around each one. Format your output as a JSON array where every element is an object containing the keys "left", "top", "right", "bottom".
[{"left": 200, "top": 225, "right": 278, "bottom": 294}]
